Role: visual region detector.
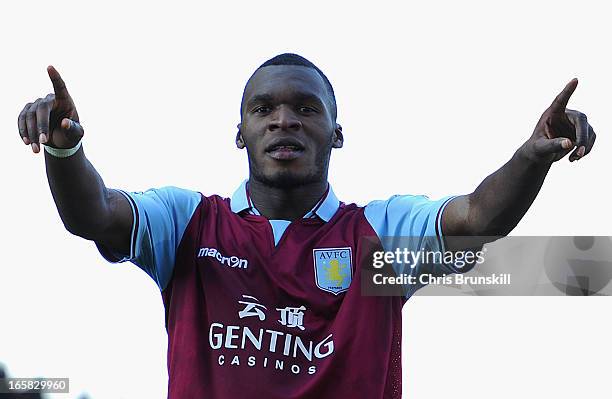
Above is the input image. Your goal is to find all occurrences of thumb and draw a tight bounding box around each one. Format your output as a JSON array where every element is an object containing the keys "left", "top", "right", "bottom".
[
  {"left": 533, "top": 137, "right": 573, "bottom": 155},
  {"left": 60, "top": 118, "right": 84, "bottom": 142}
]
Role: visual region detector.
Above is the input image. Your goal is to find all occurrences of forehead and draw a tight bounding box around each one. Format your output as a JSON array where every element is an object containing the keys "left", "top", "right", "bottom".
[{"left": 243, "top": 65, "right": 328, "bottom": 103}]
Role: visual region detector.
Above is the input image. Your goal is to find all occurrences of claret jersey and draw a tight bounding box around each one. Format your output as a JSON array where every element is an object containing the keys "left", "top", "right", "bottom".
[{"left": 95, "top": 181, "right": 467, "bottom": 399}]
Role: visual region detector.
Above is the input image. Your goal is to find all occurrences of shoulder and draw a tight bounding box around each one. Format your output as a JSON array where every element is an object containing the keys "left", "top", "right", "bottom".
[
  {"left": 130, "top": 185, "right": 203, "bottom": 203},
  {"left": 364, "top": 194, "right": 431, "bottom": 210},
  {"left": 361, "top": 193, "right": 458, "bottom": 237}
]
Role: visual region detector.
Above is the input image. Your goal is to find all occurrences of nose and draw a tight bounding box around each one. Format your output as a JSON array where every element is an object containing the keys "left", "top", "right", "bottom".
[{"left": 268, "top": 105, "right": 302, "bottom": 132}]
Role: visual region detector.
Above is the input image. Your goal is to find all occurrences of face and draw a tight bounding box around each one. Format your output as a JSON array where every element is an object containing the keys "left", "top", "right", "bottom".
[{"left": 237, "top": 65, "right": 343, "bottom": 189}]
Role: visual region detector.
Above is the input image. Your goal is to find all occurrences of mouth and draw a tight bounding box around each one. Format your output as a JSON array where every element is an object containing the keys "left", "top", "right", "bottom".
[{"left": 265, "top": 138, "right": 305, "bottom": 161}]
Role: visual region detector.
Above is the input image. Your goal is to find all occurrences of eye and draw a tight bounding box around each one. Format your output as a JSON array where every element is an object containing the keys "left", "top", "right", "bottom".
[
  {"left": 253, "top": 106, "right": 271, "bottom": 114},
  {"left": 299, "top": 106, "right": 317, "bottom": 114}
]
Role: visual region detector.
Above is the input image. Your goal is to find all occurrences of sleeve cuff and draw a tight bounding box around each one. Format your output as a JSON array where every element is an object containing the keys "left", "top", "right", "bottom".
[
  {"left": 436, "top": 195, "right": 460, "bottom": 254},
  {"left": 435, "top": 194, "right": 477, "bottom": 274},
  {"left": 94, "top": 189, "right": 138, "bottom": 264}
]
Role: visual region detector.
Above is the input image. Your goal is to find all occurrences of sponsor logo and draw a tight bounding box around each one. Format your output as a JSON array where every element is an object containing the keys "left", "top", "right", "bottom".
[
  {"left": 198, "top": 247, "right": 248, "bottom": 269},
  {"left": 208, "top": 295, "right": 334, "bottom": 376},
  {"left": 313, "top": 247, "right": 353, "bottom": 295}
]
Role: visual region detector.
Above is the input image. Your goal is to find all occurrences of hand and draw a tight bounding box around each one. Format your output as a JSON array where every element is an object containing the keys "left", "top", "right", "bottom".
[
  {"left": 18, "top": 66, "right": 84, "bottom": 153},
  {"left": 521, "top": 79, "right": 596, "bottom": 164}
]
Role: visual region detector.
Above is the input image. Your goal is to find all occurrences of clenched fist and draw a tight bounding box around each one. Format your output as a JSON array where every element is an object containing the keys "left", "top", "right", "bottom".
[{"left": 18, "top": 66, "right": 84, "bottom": 153}]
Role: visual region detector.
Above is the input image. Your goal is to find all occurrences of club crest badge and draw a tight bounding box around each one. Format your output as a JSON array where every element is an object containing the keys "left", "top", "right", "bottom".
[{"left": 313, "top": 247, "right": 353, "bottom": 295}]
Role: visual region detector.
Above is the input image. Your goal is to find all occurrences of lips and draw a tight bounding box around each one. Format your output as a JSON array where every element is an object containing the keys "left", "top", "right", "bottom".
[{"left": 265, "top": 138, "right": 305, "bottom": 161}]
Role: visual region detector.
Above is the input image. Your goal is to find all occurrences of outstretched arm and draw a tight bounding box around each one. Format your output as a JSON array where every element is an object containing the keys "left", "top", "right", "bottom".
[
  {"left": 18, "top": 66, "right": 133, "bottom": 253},
  {"left": 442, "top": 79, "right": 597, "bottom": 251}
]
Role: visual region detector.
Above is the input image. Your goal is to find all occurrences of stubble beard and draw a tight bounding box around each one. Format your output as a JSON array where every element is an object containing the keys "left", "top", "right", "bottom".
[{"left": 248, "top": 145, "right": 332, "bottom": 190}]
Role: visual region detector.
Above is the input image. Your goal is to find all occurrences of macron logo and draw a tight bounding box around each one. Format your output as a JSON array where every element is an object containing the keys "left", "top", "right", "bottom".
[{"left": 198, "top": 247, "right": 248, "bottom": 269}]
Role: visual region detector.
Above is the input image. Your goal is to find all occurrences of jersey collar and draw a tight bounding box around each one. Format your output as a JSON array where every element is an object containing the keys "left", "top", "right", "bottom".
[{"left": 230, "top": 180, "right": 340, "bottom": 222}]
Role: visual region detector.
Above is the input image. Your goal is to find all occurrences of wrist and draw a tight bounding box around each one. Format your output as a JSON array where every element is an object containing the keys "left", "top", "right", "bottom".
[
  {"left": 43, "top": 139, "right": 82, "bottom": 158},
  {"left": 515, "top": 141, "right": 553, "bottom": 168}
]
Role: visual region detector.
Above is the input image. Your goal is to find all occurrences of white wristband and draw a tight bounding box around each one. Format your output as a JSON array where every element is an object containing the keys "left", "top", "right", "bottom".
[{"left": 43, "top": 140, "right": 83, "bottom": 158}]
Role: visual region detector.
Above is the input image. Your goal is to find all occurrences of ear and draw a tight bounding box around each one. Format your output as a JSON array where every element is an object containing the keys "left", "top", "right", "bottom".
[
  {"left": 235, "top": 123, "right": 245, "bottom": 149},
  {"left": 332, "top": 123, "right": 343, "bottom": 148}
]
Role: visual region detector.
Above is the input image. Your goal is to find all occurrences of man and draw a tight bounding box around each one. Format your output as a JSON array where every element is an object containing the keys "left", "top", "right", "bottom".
[{"left": 18, "top": 53, "right": 596, "bottom": 398}]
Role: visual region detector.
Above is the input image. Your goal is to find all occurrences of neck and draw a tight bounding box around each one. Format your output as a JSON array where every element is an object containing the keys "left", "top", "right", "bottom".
[{"left": 248, "top": 178, "right": 328, "bottom": 221}]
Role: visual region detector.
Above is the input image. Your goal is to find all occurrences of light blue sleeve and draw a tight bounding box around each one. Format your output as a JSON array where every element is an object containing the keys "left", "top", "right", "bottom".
[
  {"left": 95, "top": 186, "right": 202, "bottom": 291},
  {"left": 364, "top": 193, "right": 466, "bottom": 298}
]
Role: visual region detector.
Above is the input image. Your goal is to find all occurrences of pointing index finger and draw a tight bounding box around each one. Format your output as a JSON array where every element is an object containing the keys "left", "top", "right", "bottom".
[
  {"left": 47, "top": 65, "right": 71, "bottom": 100},
  {"left": 549, "top": 78, "right": 578, "bottom": 113}
]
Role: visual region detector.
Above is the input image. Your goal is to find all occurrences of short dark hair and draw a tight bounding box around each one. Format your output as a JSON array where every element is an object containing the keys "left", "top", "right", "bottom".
[{"left": 241, "top": 53, "right": 337, "bottom": 121}]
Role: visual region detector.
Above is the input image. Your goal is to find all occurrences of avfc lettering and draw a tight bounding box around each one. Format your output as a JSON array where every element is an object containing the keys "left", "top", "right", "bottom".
[{"left": 317, "top": 250, "right": 350, "bottom": 260}]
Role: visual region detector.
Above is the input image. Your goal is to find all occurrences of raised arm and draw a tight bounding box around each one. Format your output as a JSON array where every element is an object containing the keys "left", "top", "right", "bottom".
[
  {"left": 18, "top": 66, "right": 133, "bottom": 254},
  {"left": 442, "top": 79, "right": 597, "bottom": 251}
]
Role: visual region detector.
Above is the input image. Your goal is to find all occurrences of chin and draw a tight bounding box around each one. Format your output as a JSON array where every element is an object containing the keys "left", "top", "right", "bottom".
[{"left": 253, "top": 168, "right": 322, "bottom": 189}]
